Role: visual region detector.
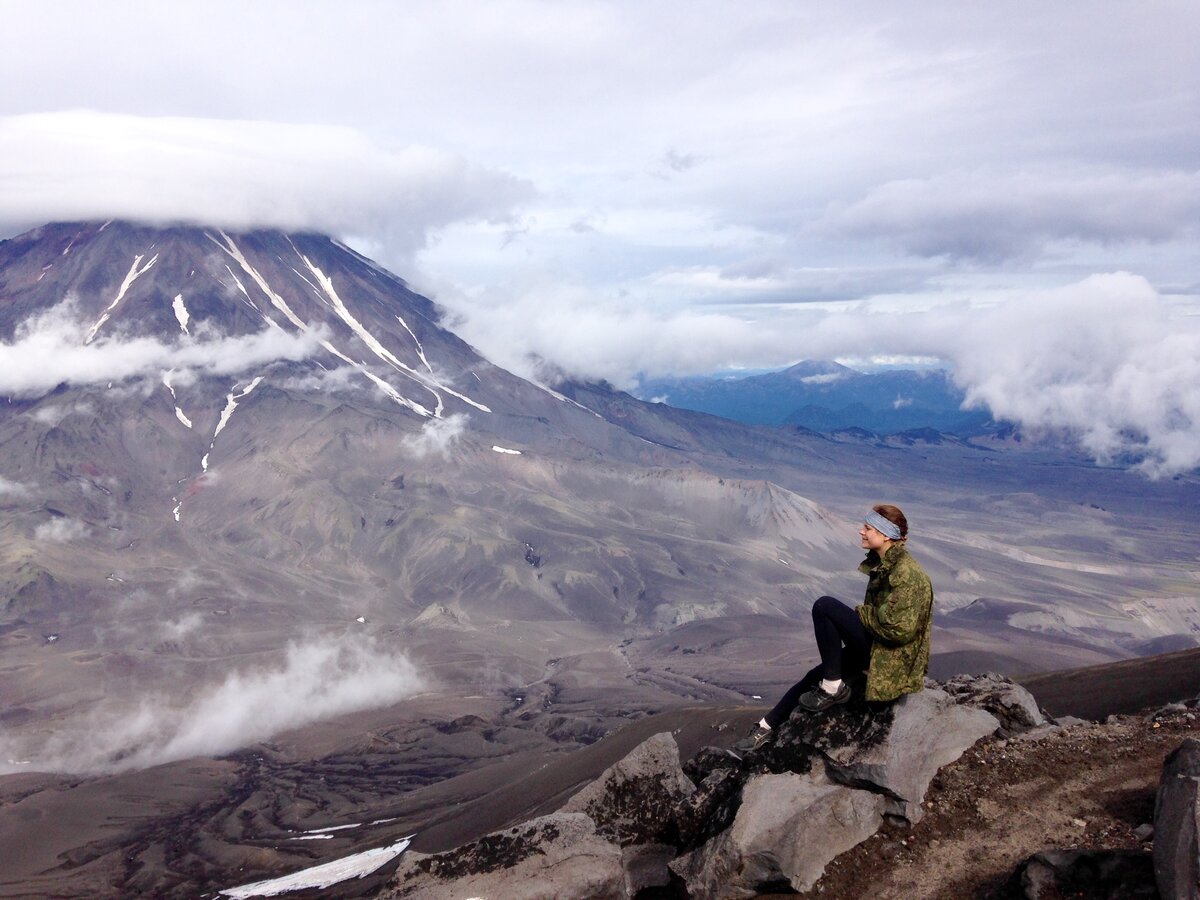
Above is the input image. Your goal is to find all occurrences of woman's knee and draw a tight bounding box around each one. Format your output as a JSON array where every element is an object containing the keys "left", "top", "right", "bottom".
[{"left": 812, "top": 595, "right": 840, "bottom": 619}]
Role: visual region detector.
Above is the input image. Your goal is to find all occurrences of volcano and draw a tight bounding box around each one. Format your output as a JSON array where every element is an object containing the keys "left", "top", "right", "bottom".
[{"left": 0, "top": 221, "right": 856, "bottom": 767}]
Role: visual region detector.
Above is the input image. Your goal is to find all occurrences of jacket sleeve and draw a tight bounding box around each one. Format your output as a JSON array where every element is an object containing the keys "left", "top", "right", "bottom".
[{"left": 857, "top": 567, "right": 929, "bottom": 646}]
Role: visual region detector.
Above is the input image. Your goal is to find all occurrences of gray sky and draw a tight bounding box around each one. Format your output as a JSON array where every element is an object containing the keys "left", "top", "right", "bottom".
[{"left": 2, "top": 1, "right": 1199, "bottom": 472}]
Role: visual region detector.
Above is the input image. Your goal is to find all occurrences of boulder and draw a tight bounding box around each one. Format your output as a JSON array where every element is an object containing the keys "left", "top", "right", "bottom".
[
  {"left": 678, "top": 754, "right": 746, "bottom": 851},
  {"left": 385, "top": 813, "right": 627, "bottom": 900},
  {"left": 1014, "top": 848, "right": 1156, "bottom": 899},
  {"left": 560, "top": 731, "right": 696, "bottom": 892},
  {"left": 670, "top": 770, "right": 885, "bottom": 898},
  {"left": 761, "top": 686, "right": 998, "bottom": 824},
  {"left": 1154, "top": 738, "right": 1200, "bottom": 900},
  {"left": 939, "top": 672, "right": 1047, "bottom": 735},
  {"left": 562, "top": 731, "right": 695, "bottom": 847}
]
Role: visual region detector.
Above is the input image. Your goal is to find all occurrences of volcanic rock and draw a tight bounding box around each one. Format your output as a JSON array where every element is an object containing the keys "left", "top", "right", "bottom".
[
  {"left": 560, "top": 731, "right": 695, "bottom": 891},
  {"left": 1014, "top": 848, "right": 1157, "bottom": 899},
  {"left": 940, "top": 671, "right": 1048, "bottom": 736},
  {"left": 386, "top": 812, "right": 627, "bottom": 899},
  {"left": 1154, "top": 737, "right": 1200, "bottom": 899},
  {"left": 671, "top": 770, "right": 886, "bottom": 897}
]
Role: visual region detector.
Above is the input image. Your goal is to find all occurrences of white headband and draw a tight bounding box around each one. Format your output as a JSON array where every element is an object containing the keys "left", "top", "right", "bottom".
[{"left": 864, "top": 511, "right": 902, "bottom": 541}]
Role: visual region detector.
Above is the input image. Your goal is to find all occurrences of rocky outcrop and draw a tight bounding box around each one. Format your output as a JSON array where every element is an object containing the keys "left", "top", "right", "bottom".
[
  {"left": 561, "top": 731, "right": 695, "bottom": 846},
  {"left": 1155, "top": 737, "right": 1200, "bottom": 899},
  {"left": 383, "top": 675, "right": 1040, "bottom": 899},
  {"left": 814, "top": 686, "right": 999, "bottom": 824},
  {"left": 386, "top": 733, "right": 699, "bottom": 899},
  {"left": 672, "top": 771, "right": 885, "bottom": 897},
  {"left": 940, "top": 671, "right": 1048, "bottom": 736},
  {"left": 671, "top": 685, "right": 999, "bottom": 897},
  {"left": 561, "top": 731, "right": 696, "bottom": 893},
  {"left": 387, "top": 813, "right": 627, "bottom": 899}
]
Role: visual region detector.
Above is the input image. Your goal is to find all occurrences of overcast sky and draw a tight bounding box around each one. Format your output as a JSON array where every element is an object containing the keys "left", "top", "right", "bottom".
[{"left": 2, "top": 1, "right": 1199, "bottom": 471}]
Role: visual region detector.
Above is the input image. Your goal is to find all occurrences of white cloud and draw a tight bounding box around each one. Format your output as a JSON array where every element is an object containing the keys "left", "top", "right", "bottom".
[
  {"left": 942, "top": 273, "right": 1200, "bottom": 476},
  {"left": 446, "top": 271, "right": 1200, "bottom": 474},
  {"left": 0, "top": 3, "right": 1193, "bottom": 478},
  {"left": 273, "top": 365, "right": 367, "bottom": 395},
  {"left": 834, "top": 168, "right": 1200, "bottom": 262},
  {"left": 801, "top": 374, "right": 846, "bottom": 386},
  {"left": 29, "top": 404, "right": 67, "bottom": 425},
  {"left": 0, "top": 476, "right": 31, "bottom": 498},
  {"left": 0, "top": 112, "right": 533, "bottom": 262},
  {"left": 0, "top": 637, "right": 423, "bottom": 774},
  {"left": 34, "top": 517, "right": 88, "bottom": 542},
  {"left": 160, "top": 612, "right": 204, "bottom": 640},
  {"left": 402, "top": 413, "right": 469, "bottom": 458},
  {"left": 0, "top": 300, "right": 324, "bottom": 399}
]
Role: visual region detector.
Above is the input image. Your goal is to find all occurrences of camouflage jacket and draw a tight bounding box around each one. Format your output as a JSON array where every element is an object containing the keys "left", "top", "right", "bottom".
[{"left": 855, "top": 542, "right": 934, "bottom": 702}]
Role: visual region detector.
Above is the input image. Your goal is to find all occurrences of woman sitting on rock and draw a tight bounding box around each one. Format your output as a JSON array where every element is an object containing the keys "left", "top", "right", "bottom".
[{"left": 742, "top": 504, "right": 934, "bottom": 750}]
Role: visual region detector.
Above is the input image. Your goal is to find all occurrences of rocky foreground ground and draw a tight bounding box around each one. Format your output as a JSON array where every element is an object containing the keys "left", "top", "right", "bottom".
[
  {"left": 806, "top": 704, "right": 1198, "bottom": 898},
  {"left": 378, "top": 675, "right": 1200, "bottom": 899}
]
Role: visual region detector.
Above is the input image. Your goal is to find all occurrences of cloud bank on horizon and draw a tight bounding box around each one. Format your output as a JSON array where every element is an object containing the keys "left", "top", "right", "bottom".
[{"left": 1, "top": 1, "right": 1197, "bottom": 472}]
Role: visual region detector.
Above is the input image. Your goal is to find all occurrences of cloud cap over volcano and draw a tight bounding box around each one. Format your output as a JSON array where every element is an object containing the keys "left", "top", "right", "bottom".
[{"left": 0, "top": 112, "right": 533, "bottom": 261}]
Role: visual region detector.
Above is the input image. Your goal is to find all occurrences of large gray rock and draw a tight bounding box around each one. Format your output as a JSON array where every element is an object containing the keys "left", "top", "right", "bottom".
[
  {"left": 824, "top": 687, "right": 998, "bottom": 823},
  {"left": 764, "top": 686, "right": 998, "bottom": 824},
  {"left": 1015, "top": 849, "right": 1156, "bottom": 899},
  {"left": 1155, "top": 738, "right": 1200, "bottom": 900},
  {"left": 385, "top": 813, "right": 627, "bottom": 900},
  {"left": 562, "top": 731, "right": 696, "bottom": 846},
  {"left": 561, "top": 731, "right": 696, "bottom": 892},
  {"left": 670, "top": 770, "right": 885, "bottom": 898},
  {"left": 940, "top": 672, "right": 1047, "bottom": 735}
]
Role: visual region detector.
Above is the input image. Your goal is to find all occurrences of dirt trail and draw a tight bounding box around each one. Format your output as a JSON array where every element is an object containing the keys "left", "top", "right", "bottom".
[{"left": 800, "top": 708, "right": 1199, "bottom": 898}]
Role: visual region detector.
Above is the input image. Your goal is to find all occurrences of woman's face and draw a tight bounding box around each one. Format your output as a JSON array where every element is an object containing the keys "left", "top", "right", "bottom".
[{"left": 859, "top": 522, "right": 893, "bottom": 553}]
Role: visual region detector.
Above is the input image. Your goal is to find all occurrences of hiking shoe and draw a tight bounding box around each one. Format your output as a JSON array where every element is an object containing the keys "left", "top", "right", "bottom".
[
  {"left": 731, "top": 726, "right": 775, "bottom": 755},
  {"left": 798, "top": 682, "right": 851, "bottom": 712}
]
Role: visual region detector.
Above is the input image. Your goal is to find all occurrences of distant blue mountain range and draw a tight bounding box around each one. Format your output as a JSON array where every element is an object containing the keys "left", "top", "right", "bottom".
[{"left": 636, "top": 361, "right": 997, "bottom": 436}]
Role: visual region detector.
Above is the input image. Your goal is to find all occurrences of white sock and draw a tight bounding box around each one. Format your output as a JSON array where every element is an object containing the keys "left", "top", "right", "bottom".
[
  {"left": 758, "top": 717, "right": 771, "bottom": 730},
  {"left": 820, "top": 678, "right": 843, "bottom": 694}
]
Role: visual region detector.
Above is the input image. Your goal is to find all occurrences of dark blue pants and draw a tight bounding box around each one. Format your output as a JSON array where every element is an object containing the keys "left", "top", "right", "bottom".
[{"left": 765, "top": 596, "right": 872, "bottom": 727}]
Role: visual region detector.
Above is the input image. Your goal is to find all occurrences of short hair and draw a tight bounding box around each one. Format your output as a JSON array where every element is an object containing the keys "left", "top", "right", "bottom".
[{"left": 872, "top": 504, "right": 908, "bottom": 539}]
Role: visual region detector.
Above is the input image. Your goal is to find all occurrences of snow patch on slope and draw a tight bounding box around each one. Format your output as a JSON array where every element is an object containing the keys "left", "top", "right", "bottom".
[
  {"left": 161, "top": 372, "right": 193, "bottom": 428},
  {"left": 219, "top": 837, "right": 413, "bottom": 898},
  {"left": 293, "top": 242, "right": 491, "bottom": 416},
  {"left": 202, "top": 376, "right": 264, "bottom": 472},
  {"left": 172, "top": 294, "right": 190, "bottom": 333},
  {"left": 86, "top": 252, "right": 159, "bottom": 343}
]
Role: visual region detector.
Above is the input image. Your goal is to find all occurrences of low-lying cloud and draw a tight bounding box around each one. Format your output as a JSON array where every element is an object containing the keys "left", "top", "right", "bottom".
[
  {"left": 0, "top": 637, "right": 423, "bottom": 775},
  {"left": 0, "top": 111, "right": 533, "bottom": 261},
  {"left": 0, "top": 300, "right": 323, "bottom": 398},
  {"left": 402, "top": 413, "right": 469, "bottom": 458},
  {"left": 33, "top": 517, "right": 88, "bottom": 542},
  {"left": 0, "top": 475, "right": 30, "bottom": 498}
]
